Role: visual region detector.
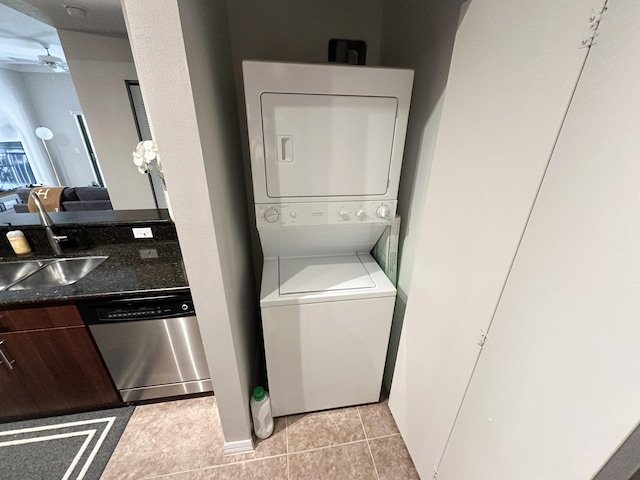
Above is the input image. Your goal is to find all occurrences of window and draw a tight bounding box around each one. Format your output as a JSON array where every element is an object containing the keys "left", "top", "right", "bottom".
[{"left": 0, "top": 142, "right": 36, "bottom": 192}]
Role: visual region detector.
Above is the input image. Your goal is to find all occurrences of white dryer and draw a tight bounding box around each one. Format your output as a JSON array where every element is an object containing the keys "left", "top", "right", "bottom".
[{"left": 243, "top": 61, "right": 413, "bottom": 416}]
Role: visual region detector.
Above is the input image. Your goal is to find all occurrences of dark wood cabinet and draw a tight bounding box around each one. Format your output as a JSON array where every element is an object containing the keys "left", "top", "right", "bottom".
[
  {"left": 0, "top": 338, "right": 38, "bottom": 416},
  {"left": 0, "top": 303, "right": 83, "bottom": 333},
  {"left": 0, "top": 304, "right": 120, "bottom": 419}
]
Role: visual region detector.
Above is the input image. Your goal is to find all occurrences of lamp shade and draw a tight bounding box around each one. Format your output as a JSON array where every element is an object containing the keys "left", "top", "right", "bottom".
[{"left": 35, "top": 127, "right": 53, "bottom": 140}]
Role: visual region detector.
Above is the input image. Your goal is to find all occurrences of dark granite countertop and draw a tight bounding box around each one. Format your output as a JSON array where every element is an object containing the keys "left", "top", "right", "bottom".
[{"left": 0, "top": 240, "right": 189, "bottom": 307}]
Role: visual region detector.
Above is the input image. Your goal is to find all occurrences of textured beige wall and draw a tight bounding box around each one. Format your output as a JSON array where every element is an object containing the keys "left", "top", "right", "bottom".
[
  {"left": 59, "top": 29, "right": 155, "bottom": 209},
  {"left": 122, "top": 0, "right": 257, "bottom": 445}
]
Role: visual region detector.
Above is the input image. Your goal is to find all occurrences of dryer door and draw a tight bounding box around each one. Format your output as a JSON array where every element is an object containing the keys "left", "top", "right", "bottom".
[{"left": 261, "top": 93, "right": 398, "bottom": 198}]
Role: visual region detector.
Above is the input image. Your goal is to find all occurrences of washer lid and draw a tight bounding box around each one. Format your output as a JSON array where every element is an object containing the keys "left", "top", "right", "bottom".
[{"left": 279, "top": 254, "right": 375, "bottom": 295}]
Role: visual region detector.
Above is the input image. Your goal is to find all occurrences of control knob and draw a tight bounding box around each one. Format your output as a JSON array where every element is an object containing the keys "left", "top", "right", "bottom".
[
  {"left": 356, "top": 208, "right": 367, "bottom": 220},
  {"left": 339, "top": 208, "right": 349, "bottom": 219},
  {"left": 376, "top": 205, "right": 390, "bottom": 219},
  {"left": 263, "top": 208, "right": 279, "bottom": 223}
]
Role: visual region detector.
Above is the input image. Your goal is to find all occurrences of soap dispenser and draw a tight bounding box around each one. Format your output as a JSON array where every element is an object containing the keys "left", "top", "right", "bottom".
[{"left": 6, "top": 229, "right": 31, "bottom": 255}]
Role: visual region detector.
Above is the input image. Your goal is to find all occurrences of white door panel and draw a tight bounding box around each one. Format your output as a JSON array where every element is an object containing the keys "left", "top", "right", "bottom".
[
  {"left": 438, "top": 1, "right": 640, "bottom": 478},
  {"left": 389, "top": 0, "right": 603, "bottom": 477}
]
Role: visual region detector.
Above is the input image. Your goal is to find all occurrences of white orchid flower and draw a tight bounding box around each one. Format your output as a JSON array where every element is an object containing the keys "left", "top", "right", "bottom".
[
  {"left": 132, "top": 140, "right": 163, "bottom": 177},
  {"left": 132, "top": 153, "right": 144, "bottom": 167}
]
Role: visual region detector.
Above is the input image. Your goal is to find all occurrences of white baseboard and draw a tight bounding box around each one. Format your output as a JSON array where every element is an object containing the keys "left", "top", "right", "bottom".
[{"left": 223, "top": 438, "right": 255, "bottom": 455}]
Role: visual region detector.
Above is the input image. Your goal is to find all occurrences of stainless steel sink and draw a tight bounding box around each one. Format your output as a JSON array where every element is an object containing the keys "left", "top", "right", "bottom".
[
  {"left": 1, "top": 256, "right": 108, "bottom": 291},
  {"left": 0, "top": 260, "right": 47, "bottom": 289}
]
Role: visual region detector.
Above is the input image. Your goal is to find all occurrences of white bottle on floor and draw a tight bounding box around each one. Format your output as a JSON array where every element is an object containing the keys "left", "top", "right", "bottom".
[{"left": 250, "top": 386, "right": 274, "bottom": 439}]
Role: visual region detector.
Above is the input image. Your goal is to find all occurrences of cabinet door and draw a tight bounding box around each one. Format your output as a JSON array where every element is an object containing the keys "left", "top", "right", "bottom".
[
  {"left": 0, "top": 339, "right": 38, "bottom": 417},
  {"left": 388, "top": 0, "right": 604, "bottom": 477},
  {"left": 0, "top": 327, "right": 120, "bottom": 417},
  {"left": 437, "top": 2, "right": 640, "bottom": 478},
  {"left": 0, "top": 303, "right": 83, "bottom": 333}
]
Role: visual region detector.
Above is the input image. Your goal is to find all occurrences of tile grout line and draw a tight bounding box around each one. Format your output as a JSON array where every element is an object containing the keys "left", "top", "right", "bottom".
[
  {"left": 285, "top": 416, "right": 290, "bottom": 480},
  {"left": 288, "top": 438, "right": 371, "bottom": 456},
  {"left": 194, "top": 396, "right": 217, "bottom": 471},
  {"left": 367, "top": 432, "right": 402, "bottom": 441},
  {"left": 145, "top": 466, "right": 206, "bottom": 479},
  {"left": 148, "top": 453, "right": 290, "bottom": 477},
  {"left": 358, "top": 407, "right": 381, "bottom": 480}
]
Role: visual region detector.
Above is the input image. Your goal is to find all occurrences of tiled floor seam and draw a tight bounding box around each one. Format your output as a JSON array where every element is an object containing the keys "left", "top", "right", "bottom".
[
  {"left": 146, "top": 450, "right": 292, "bottom": 476},
  {"left": 287, "top": 438, "right": 370, "bottom": 456},
  {"left": 173, "top": 452, "right": 290, "bottom": 474},
  {"left": 358, "top": 407, "right": 381, "bottom": 480},
  {"left": 367, "top": 432, "right": 402, "bottom": 441},
  {"left": 285, "top": 415, "right": 290, "bottom": 480},
  {"left": 194, "top": 397, "right": 217, "bottom": 471},
  {"left": 144, "top": 466, "right": 204, "bottom": 479}
]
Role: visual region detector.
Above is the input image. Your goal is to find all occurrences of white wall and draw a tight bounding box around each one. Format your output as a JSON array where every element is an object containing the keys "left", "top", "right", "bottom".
[
  {"left": 21, "top": 72, "right": 96, "bottom": 186},
  {"left": 226, "top": 0, "right": 383, "bottom": 67},
  {"left": 0, "top": 68, "right": 58, "bottom": 186},
  {"left": 122, "top": 0, "right": 258, "bottom": 446},
  {"left": 57, "top": 29, "right": 155, "bottom": 210},
  {"left": 379, "top": 0, "right": 463, "bottom": 390}
]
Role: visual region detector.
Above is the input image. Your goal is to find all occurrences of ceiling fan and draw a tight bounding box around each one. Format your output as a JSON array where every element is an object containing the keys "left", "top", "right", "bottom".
[{"left": 0, "top": 45, "right": 68, "bottom": 73}]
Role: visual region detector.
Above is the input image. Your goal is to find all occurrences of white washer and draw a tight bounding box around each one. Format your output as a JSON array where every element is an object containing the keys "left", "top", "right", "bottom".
[
  {"left": 243, "top": 61, "right": 414, "bottom": 416},
  {"left": 261, "top": 254, "right": 396, "bottom": 417}
]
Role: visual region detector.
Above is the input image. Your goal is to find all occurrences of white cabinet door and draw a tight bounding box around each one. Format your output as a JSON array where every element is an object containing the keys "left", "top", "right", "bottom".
[
  {"left": 438, "top": 1, "right": 640, "bottom": 478},
  {"left": 388, "top": 0, "right": 602, "bottom": 477}
]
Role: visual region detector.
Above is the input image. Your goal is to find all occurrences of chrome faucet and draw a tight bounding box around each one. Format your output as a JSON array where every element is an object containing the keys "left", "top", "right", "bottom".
[{"left": 29, "top": 190, "right": 68, "bottom": 256}]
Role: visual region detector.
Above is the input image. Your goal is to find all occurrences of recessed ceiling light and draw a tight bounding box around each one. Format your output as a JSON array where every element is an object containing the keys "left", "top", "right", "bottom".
[{"left": 64, "top": 5, "right": 87, "bottom": 18}]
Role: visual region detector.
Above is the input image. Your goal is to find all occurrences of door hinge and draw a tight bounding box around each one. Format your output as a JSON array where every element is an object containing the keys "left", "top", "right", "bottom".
[
  {"left": 478, "top": 329, "right": 489, "bottom": 349},
  {"left": 581, "top": 6, "right": 606, "bottom": 48}
]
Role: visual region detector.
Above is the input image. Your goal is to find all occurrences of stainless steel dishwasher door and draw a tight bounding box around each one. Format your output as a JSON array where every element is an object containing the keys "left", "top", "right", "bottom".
[{"left": 80, "top": 295, "right": 212, "bottom": 402}]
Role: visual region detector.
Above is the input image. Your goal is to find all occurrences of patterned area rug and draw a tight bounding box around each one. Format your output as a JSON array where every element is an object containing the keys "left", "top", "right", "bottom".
[{"left": 0, "top": 406, "right": 134, "bottom": 480}]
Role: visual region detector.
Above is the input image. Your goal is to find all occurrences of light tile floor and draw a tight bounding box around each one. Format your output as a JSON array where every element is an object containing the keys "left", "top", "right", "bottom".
[{"left": 101, "top": 395, "right": 419, "bottom": 479}]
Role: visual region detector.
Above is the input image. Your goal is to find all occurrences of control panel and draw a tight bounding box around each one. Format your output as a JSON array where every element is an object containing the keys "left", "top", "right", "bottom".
[{"left": 255, "top": 201, "right": 397, "bottom": 228}]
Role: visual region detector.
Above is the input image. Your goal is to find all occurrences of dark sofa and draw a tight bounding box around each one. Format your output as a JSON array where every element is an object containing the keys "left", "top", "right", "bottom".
[{"left": 12, "top": 187, "right": 113, "bottom": 213}]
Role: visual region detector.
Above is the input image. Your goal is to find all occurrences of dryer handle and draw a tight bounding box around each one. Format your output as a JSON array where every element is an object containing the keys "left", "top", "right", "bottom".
[{"left": 277, "top": 135, "right": 293, "bottom": 162}]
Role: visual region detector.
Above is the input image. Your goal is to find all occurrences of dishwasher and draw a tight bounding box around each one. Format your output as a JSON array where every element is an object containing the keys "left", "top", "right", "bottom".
[{"left": 78, "top": 293, "right": 213, "bottom": 402}]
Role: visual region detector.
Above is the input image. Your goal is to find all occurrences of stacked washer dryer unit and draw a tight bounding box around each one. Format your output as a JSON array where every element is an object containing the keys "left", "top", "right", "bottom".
[{"left": 243, "top": 61, "right": 414, "bottom": 417}]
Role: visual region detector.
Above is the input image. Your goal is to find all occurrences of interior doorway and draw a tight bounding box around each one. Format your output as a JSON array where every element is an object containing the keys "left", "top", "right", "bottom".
[{"left": 73, "top": 113, "right": 105, "bottom": 187}]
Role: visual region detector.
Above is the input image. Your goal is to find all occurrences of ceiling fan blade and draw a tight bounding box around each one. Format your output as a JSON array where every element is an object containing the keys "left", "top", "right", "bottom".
[
  {"left": 47, "top": 63, "right": 68, "bottom": 73},
  {"left": 38, "top": 54, "right": 63, "bottom": 64},
  {"left": 7, "top": 56, "right": 38, "bottom": 63},
  {"left": 0, "top": 60, "right": 35, "bottom": 66}
]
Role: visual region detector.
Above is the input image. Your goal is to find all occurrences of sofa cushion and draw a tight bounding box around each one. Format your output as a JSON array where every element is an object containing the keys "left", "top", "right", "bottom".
[
  {"left": 11, "top": 186, "right": 112, "bottom": 213},
  {"left": 61, "top": 187, "right": 80, "bottom": 202},
  {"left": 15, "top": 188, "right": 31, "bottom": 204},
  {"left": 75, "top": 187, "right": 110, "bottom": 201},
  {"left": 62, "top": 200, "right": 113, "bottom": 211}
]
